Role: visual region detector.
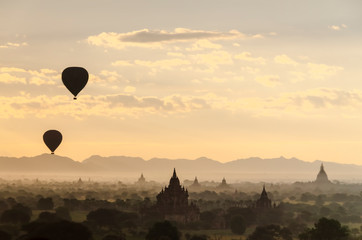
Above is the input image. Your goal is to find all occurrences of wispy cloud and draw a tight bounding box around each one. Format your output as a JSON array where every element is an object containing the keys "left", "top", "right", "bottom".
[
  {"left": 274, "top": 54, "right": 298, "bottom": 66},
  {"left": 0, "top": 93, "right": 211, "bottom": 119},
  {"left": 0, "top": 73, "right": 26, "bottom": 84},
  {"left": 186, "top": 39, "right": 223, "bottom": 51},
  {"left": 255, "top": 75, "right": 281, "bottom": 87},
  {"left": 190, "top": 51, "right": 234, "bottom": 71},
  {"left": 234, "top": 52, "right": 266, "bottom": 65},
  {"left": 0, "top": 67, "right": 57, "bottom": 85},
  {"left": 307, "top": 63, "right": 343, "bottom": 80},
  {"left": 0, "top": 42, "right": 28, "bottom": 49},
  {"left": 328, "top": 24, "right": 347, "bottom": 31},
  {"left": 87, "top": 28, "right": 261, "bottom": 49},
  {"left": 134, "top": 58, "right": 191, "bottom": 70}
]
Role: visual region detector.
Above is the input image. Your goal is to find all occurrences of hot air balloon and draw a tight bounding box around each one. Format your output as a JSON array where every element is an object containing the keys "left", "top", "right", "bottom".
[
  {"left": 43, "top": 130, "right": 62, "bottom": 154},
  {"left": 62, "top": 67, "right": 88, "bottom": 100}
]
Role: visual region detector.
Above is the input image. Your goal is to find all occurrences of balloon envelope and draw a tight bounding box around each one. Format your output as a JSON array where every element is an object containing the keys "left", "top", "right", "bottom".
[
  {"left": 43, "top": 130, "right": 62, "bottom": 154},
  {"left": 62, "top": 67, "right": 88, "bottom": 100}
]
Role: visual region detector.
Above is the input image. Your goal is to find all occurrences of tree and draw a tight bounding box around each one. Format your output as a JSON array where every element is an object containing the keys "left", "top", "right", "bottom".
[
  {"left": 86, "top": 208, "right": 138, "bottom": 230},
  {"left": 102, "top": 234, "right": 126, "bottom": 240},
  {"left": 55, "top": 207, "right": 71, "bottom": 221},
  {"left": 299, "top": 217, "right": 349, "bottom": 240},
  {"left": 189, "top": 234, "right": 208, "bottom": 240},
  {"left": 230, "top": 215, "right": 246, "bottom": 235},
  {"left": 1, "top": 208, "right": 31, "bottom": 224},
  {"left": 37, "top": 198, "right": 54, "bottom": 210},
  {"left": 146, "top": 221, "right": 180, "bottom": 240},
  {"left": 38, "top": 212, "right": 59, "bottom": 223},
  {"left": 25, "top": 220, "right": 92, "bottom": 240},
  {"left": 248, "top": 224, "right": 292, "bottom": 240},
  {"left": 0, "top": 230, "right": 11, "bottom": 240}
]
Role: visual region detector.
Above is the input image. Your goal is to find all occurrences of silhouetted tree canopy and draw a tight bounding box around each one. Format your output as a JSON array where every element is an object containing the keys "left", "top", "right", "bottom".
[
  {"left": 230, "top": 215, "right": 246, "bottom": 235},
  {"left": 146, "top": 221, "right": 180, "bottom": 240},
  {"left": 55, "top": 206, "right": 71, "bottom": 221},
  {"left": 102, "top": 234, "right": 126, "bottom": 240},
  {"left": 226, "top": 207, "right": 256, "bottom": 226},
  {"left": 299, "top": 217, "right": 349, "bottom": 240},
  {"left": 87, "top": 208, "right": 138, "bottom": 229},
  {"left": 24, "top": 220, "right": 92, "bottom": 240},
  {"left": 189, "top": 234, "right": 208, "bottom": 240},
  {"left": 0, "top": 230, "right": 11, "bottom": 240},
  {"left": 38, "top": 212, "right": 58, "bottom": 222},
  {"left": 1, "top": 208, "right": 31, "bottom": 224},
  {"left": 248, "top": 224, "right": 292, "bottom": 240},
  {"left": 37, "top": 197, "right": 54, "bottom": 210}
]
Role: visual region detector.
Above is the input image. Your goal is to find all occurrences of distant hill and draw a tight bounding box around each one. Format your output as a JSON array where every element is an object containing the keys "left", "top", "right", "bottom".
[{"left": 1, "top": 154, "right": 362, "bottom": 182}]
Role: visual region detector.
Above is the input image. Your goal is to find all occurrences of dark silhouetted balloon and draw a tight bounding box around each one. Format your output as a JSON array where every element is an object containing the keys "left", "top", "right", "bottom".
[
  {"left": 43, "top": 130, "right": 62, "bottom": 154},
  {"left": 62, "top": 67, "right": 88, "bottom": 100}
]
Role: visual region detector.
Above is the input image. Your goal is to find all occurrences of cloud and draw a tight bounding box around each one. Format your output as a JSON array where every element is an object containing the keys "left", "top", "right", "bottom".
[
  {"left": 111, "top": 60, "right": 134, "bottom": 67},
  {"left": 134, "top": 58, "right": 191, "bottom": 70},
  {"left": 87, "top": 28, "right": 257, "bottom": 49},
  {"left": 0, "top": 67, "right": 59, "bottom": 85},
  {"left": 289, "top": 71, "right": 306, "bottom": 83},
  {"left": 307, "top": 63, "right": 343, "bottom": 80},
  {"left": 0, "top": 42, "right": 28, "bottom": 49},
  {"left": 328, "top": 24, "right": 347, "bottom": 31},
  {"left": 0, "top": 73, "right": 26, "bottom": 84},
  {"left": 124, "top": 86, "right": 136, "bottom": 93},
  {"left": 0, "top": 93, "right": 211, "bottom": 119},
  {"left": 167, "top": 52, "right": 185, "bottom": 57},
  {"left": 29, "top": 77, "right": 56, "bottom": 86},
  {"left": 2, "top": 87, "right": 362, "bottom": 120},
  {"left": 241, "top": 66, "right": 260, "bottom": 74},
  {"left": 0, "top": 67, "right": 27, "bottom": 73},
  {"left": 191, "top": 51, "right": 233, "bottom": 70},
  {"left": 227, "top": 88, "right": 362, "bottom": 118},
  {"left": 202, "top": 77, "right": 228, "bottom": 83},
  {"left": 186, "top": 39, "right": 222, "bottom": 51},
  {"left": 255, "top": 75, "right": 281, "bottom": 87},
  {"left": 234, "top": 52, "right": 266, "bottom": 65},
  {"left": 274, "top": 54, "right": 298, "bottom": 66},
  {"left": 99, "top": 70, "right": 123, "bottom": 82}
]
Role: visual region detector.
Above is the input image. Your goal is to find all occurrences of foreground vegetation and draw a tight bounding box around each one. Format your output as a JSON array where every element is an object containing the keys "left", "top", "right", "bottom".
[{"left": 0, "top": 178, "right": 361, "bottom": 239}]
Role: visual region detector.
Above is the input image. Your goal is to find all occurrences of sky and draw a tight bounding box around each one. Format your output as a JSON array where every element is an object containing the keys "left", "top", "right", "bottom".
[{"left": 1, "top": 0, "right": 362, "bottom": 164}]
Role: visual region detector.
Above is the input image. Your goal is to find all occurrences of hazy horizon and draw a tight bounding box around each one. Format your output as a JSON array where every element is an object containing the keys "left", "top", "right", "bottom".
[{"left": 1, "top": 153, "right": 362, "bottom": 184}]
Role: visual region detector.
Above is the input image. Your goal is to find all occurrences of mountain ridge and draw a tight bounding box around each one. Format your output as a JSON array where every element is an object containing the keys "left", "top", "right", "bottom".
[{"left": 1, "top": 154, "right": 362, "bottom": 182}]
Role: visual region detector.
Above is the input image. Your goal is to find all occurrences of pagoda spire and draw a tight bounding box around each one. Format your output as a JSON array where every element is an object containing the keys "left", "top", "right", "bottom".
[{"left": 173, "top": 168, "right": 177, "bottom": 178}]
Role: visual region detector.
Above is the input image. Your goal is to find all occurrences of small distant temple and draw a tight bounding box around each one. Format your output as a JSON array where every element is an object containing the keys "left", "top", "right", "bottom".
[
  {"left": 190, "top": 177, "right": 201, "bottom": 188},
  {"left": 315, "top": 163, "right": 331, "bottom": 184},
  {"left": 156, "top": 169, "right": 200, "bottom": 223},
  {"left": 255, "top": 185, "right": 272, "bottom": 209},
  {"left": 77, "top": 178, "right": 83, "bottom": 185},
  {"left": 217, "top": 177, "right": 231, "bottom": 190},
  {"left": 136, "top": 173, "right": 146, "bottom": 184}
]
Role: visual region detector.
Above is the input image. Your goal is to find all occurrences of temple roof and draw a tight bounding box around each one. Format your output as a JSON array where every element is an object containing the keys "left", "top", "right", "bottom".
[
  {"left": 315, "top": 163, "right": 330, "bottom": 184},
  {"left": 169, "top": 168, "right": 181, "bottom": 187},
  {"left": 260, "top": 185, "right": 268, "bottom": 198}
]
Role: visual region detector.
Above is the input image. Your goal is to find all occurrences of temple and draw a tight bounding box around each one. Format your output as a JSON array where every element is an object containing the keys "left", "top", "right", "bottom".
[
  {"left": 315, "top": 163, "right": 331, "bottom": 184},
  {"left": 255, "top": 185, "right": 272, "bottom": 208},
  {"left": 189, "top": 177, "right": 201, "bottom": 188},
  {"left": 136, "top": 173, "right": 146, "bottom": 184},
  {"left": 217, "top": 177, "right": 231, "bottom": 190},
  {"left": 156, "top": 169, "right": 199, "bottom": 223}
]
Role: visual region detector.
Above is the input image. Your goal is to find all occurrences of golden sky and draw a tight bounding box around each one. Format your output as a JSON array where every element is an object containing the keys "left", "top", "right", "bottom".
[{"left": 1, "top": 1, "right": 362, "bottom": 164}]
